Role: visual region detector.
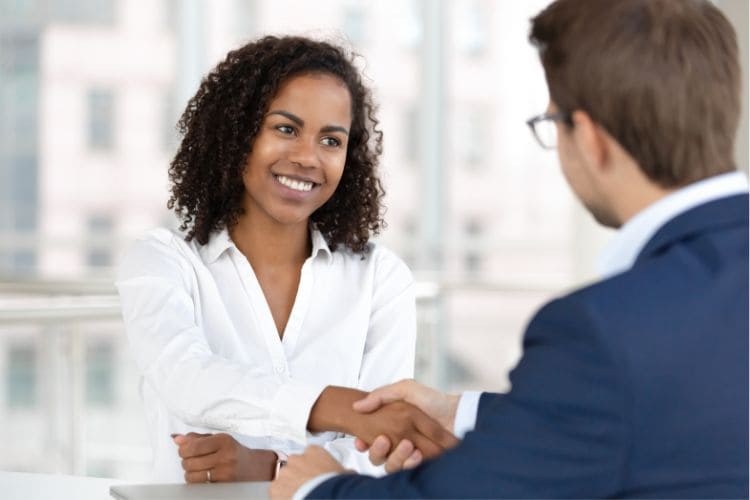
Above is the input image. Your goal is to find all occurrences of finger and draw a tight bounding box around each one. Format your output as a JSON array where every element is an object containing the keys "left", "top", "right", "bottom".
[
  {"left": 177, "top": 435, "right": 223, "bottom": 459},
  {"left": 409, "top": 430, "right": 443, "bottom": 460},
  {"left": 354, "top": 437, "right": 368, "bottom": 452},
  {"left": 413, "top": 413, "right": 459, "bottom": 450},
  {"left": 367, "top": 435, "right": 392, "bottom": 466},
  {"left": 351, "top": 392, "right": 387, "bottom": 413},
  {"left": 182, "top": 452, "right": 218, "bottom": 472},
  {"left": 384, "top": 439, "right": 414, "bottom": 474},
  {"left": 184, "top": 469, "right": 212, "bottom": 484},
  {"left": 352, "top": 380, "right": 413, "bottom": 413},
  {"left": 402, "top": 449, "right": 423, "bottom": 469}
]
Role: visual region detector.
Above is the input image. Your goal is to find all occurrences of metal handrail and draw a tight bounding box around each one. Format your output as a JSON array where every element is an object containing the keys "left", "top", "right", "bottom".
[
  {"left": 0, "top": 278, "right": 560, "bottom": 325},
  {"left": 0, "top": 296, "right": 122, "bottom": 324}
]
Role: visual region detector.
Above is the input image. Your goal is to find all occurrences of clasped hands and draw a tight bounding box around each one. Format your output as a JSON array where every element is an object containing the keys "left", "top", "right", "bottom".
[
  {"left": 270, "top": 380, "right": 460, "bottom": 499},
  {"left": 352, "top": 379, "right": 460, "bottom": 472}
]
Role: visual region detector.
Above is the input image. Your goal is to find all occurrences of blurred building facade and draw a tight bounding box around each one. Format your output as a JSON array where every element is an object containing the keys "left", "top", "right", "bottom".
[{"left": 0, "top": 0, "right": 747, "bottom": 480}]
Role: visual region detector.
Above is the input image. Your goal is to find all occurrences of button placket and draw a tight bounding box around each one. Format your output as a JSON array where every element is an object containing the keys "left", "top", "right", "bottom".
[{"left": 273, "top": 361, "right": 287, "bottom": 375}]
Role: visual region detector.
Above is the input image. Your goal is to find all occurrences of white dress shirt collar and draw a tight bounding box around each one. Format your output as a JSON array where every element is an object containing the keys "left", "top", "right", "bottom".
[
  {"left": 596, "top": 171, "right": 749, "bottom": 278},
  {"left": 199, "top": 224, "right": 333, "bottom": 265}
]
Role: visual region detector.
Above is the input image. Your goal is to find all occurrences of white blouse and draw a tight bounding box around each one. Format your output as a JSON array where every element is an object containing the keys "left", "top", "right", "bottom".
[{"left": 115, "top": 227, "right": 416, "bottom": 481}]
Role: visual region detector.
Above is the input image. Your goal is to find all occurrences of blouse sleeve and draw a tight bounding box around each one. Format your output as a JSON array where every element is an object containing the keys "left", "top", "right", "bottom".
[
  {"left": 115, "top": 229, "right": 326, "bottom": 445},
  {"left": 321, "top": 246, "right": 418, "bottom": 474},
  {"left": 357, "top": 246, "right": 417, "bottom": 390}
]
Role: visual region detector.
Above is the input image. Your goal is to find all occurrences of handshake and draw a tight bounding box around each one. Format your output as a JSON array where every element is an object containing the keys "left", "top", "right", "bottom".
[
  {"left": 269, "top": 380, "right": 461, "bottom": 499},
  {"left": 173, "top": 380, "right": 459, "bottom": 488},
  {"left": 324, "top": 379, "right": 459, "bottom": 472}
]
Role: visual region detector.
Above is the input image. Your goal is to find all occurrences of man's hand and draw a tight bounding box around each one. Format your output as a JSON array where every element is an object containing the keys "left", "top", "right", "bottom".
[
  {"left": 355, "top": 434, "right": 425, "bottom": 473},
  {"left": 269, "top": 445, "right": 345, "bottom": 500},
  {"left": 354, "top": 379, "right": 460, "bottom": 431},
  {"left": 173, "top": 432, "right": 277, "bottom": 482},
  {"left": 351, "top": 380, "right": 461, "bottom": 472},
  {"left": 350, "top": 399, "right": 459, "bottom": 460}
]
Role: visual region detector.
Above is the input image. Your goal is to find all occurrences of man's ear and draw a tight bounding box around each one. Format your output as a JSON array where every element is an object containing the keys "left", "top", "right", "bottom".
[{"left": 570, "top": 110, "right": 610, "bottom": 174}]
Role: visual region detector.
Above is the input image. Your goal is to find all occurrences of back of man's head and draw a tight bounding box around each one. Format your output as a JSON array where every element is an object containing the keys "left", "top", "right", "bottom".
[{"left": 530, "top": 0, "right": 741, "bottom": 188}]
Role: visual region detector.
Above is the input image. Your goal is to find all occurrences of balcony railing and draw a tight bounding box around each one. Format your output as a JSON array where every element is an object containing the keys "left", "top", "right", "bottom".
[{"left": 0, "top": 277, "right": 554, "bottom": 479}]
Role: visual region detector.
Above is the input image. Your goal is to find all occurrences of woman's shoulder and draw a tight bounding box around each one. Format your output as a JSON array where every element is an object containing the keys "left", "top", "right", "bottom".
[
  {"left": 126, "top": 226, "right": 198, "bottom": 259},
  {"left": 117, "top": 227, "right": 200, "bottom": 283},
  {"left": 336, "top": 241, "right": 414, "bottom": 283}
]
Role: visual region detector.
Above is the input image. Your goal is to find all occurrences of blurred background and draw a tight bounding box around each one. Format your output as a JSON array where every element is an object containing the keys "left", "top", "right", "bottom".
[{"left": 0, "top": 0, "right": 747, "bottom": 481}]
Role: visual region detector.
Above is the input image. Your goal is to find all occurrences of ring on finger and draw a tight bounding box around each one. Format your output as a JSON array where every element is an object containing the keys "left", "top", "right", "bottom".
[{"left": 206, "top": 469, "right": 212, "bottom": 483}]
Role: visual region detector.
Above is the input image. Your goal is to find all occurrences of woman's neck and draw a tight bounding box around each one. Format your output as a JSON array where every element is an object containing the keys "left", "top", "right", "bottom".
[{"left": 229, "top": 212, "right": 312, "bottom": 269}]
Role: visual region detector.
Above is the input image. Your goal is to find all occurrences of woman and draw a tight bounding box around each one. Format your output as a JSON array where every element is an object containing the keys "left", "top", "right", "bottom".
[{"left": 116, "top": 36, "right": 453, "bottom": 483}]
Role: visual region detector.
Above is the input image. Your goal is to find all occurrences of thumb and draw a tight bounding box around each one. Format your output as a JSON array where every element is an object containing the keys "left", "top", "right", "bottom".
[{"left": 174, "top": 432, "right": 209, "bottom": 445}]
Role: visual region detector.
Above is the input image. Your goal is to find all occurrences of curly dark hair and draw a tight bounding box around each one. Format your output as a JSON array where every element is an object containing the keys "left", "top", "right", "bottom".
[{"left": 167, "top": 35, "right": 385, "bottom": 253}]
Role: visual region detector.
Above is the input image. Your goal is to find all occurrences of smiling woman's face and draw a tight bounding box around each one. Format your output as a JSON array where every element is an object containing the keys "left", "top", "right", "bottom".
[{"left": 240, "top": 72, "right": 352, "bottom": 229}]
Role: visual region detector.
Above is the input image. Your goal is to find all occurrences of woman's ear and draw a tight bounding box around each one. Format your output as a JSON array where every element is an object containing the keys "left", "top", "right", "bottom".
[{"left": 570, "top": 110, "right": 610, "bottom": 175}]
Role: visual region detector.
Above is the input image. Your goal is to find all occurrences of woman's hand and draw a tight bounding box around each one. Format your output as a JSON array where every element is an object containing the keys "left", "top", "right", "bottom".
[{"left": 173, "top": 433, "right": 277, "bottom": 483}]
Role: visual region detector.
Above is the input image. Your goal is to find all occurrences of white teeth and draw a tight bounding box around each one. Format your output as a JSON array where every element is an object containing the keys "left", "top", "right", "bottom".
[{"left": 277, "top": 175, "right": 314, "bottom": 192}]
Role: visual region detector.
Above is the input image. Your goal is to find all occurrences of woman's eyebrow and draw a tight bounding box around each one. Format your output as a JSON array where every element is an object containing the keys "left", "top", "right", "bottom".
[
  {"left": 267, "top": 110, "right": 349, "bottom": 136},
  {"left": 266, "top": 110, "right": 304, "bottom": 125},
  {"left": 321, "top": 125, "right": 349, "bottom": 136}
]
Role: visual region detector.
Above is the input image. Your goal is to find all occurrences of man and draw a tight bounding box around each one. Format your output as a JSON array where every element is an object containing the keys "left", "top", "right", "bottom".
[{"left": 271, "top": 0, "right": 749, "bottom": 497}]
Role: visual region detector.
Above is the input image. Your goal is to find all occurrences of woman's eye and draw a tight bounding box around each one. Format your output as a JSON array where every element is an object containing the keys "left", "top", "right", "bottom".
[
  {"left": 276, "top": 125, "right": 295, "bottom": 135},
  {"left": 321, "top": 136, "right": 341, "bottom": 147}
]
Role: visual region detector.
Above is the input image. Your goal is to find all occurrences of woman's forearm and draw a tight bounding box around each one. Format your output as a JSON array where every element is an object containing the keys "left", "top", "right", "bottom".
[{"left": 307, "top": 386, "right": 368, "bottom": 435}]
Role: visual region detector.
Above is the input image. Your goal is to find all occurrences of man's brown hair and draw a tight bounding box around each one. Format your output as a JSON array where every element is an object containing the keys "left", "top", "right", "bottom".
[{"left": 530, "top": 0, "right": 741, "bottom": 187}]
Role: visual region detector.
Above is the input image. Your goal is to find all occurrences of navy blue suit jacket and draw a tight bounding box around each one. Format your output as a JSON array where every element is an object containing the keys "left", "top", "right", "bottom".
[{"left": 311, "top": 193, "right": 749, "bottom": 499}]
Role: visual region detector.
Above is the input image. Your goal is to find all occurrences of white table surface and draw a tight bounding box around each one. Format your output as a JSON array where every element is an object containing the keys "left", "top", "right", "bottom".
[
  {"left": 0, "top": 471, "right": 272, "bottom": 500},
  {"left": 0, "top": 470, "right": 124, "bottom": 500}
]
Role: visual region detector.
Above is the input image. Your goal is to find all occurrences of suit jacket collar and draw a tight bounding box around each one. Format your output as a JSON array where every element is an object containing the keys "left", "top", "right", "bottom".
[{"left": 635, "top": 193, "right": 748, "bottom": 264}]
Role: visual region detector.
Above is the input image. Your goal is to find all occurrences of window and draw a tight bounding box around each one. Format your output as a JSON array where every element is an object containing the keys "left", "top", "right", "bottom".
[
  {"left": 456, "top": 106, "right": 487, "bottom": 168},
  {"left": 86, "top": 340, "right": 114, "bottom": 406},
  {"left": 11, "top": 155, "right": 38, "bottom": 229},
  {"left": 404, "top": 105, "right": 419, "bottom": 164},
  {"left": 86, "top": 215, "right": 114, "bottom": 268},
  {"left": 463, "top": 219, "right": 484, "bottom": 274},
  {"left": 11, "top": 251, "right": 36, "bottom": 274},
  {"left": 87, "top": 88, "right": 115, "bottom": 151},
  {"left": 162, "top": 89, "right": 179, "bottom": 153},
  {"left": 7, "top": 344, "right": 36, "bottom": 408},
  {"left": 401, "top": 216, "right": 418, "bottom": 269},
  {"left": 0, "top": 35, "right": 39, "bottom": 275}
]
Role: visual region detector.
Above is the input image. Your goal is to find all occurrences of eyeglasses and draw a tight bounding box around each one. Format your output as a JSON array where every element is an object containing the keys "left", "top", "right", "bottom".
[{"left": 526, "top": 111, "right": 572, "bottom": 149}]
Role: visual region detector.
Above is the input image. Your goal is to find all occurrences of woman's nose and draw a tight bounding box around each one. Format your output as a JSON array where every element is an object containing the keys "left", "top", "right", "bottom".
[{"left": 288, "top": 138, "right": 319, "bottom": 168}]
